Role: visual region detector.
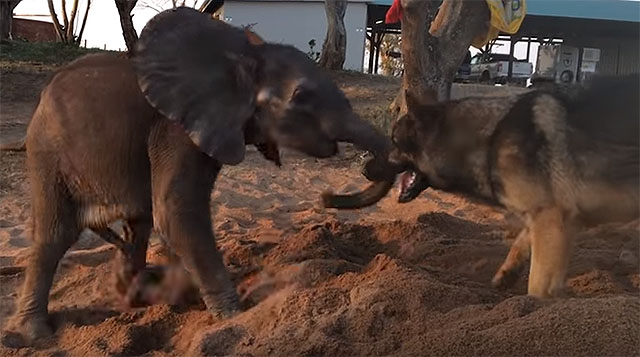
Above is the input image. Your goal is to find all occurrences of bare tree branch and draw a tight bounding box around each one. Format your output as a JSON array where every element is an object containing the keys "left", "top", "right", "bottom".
[
  {"left": 76, "top": 0, "right": 91, "bottom": 44},
  {"left": 47, "top": 0, "right": 66, "bottom": 42},
  {"left": 61, "top": 0, "right": 69, "bottom": 34},
  {"left": 115, "top": 0, "right": 138, "bottom": 53},
  {"left": 66, "top": 0, "right": 79, "bottom": 41},
  {"left": 138, "top": 0, "right": 206, "bottom": 13},
  {"left": 137, "top": 0, "right": 162, "bottom": 13},
  {"left": 47, "top": 0, "right": 92, "bottom": 44}
]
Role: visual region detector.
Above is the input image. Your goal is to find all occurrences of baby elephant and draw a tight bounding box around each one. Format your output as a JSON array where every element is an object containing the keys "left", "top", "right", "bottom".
[{"left": 4, "top": 8, "right": 391, "bottom": 345}]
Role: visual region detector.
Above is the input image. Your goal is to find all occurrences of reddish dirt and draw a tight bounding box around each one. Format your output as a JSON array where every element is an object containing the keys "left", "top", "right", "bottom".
[{"left": 0, "top": 65, "right": 638, "bottom": 356}]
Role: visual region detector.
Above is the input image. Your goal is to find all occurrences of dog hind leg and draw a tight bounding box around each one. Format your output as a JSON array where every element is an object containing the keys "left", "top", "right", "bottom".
[
  {"left": 492, "top": 226, "right": 531, "bottom": 289},
  {"left": 527, "top": 206, "right": 573, "bottom": 298}
]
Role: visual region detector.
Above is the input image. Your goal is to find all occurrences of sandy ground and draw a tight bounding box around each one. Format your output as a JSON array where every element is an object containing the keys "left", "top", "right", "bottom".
[{"left": 0, "top": 65, "right": 638, "bottom": 356}]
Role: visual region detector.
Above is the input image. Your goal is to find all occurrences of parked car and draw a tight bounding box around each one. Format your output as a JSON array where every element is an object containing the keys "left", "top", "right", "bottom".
[
  {"left": 469, "top": 53, "right": 533, "bottom": 86},
  {"left": 454, "top": 50, "right": 472, "bottom": 83}
]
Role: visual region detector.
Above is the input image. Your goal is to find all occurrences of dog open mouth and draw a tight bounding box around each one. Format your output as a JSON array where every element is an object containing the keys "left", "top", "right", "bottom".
[{"left": 398, "top": 170, "right": 429, "bottom": 203}]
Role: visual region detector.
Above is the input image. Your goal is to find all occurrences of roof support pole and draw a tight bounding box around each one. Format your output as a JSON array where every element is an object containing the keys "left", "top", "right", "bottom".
[
  {"left": 507, "top": 36, "right": 517, "bottom": 81},
  {"left": 368, "top": 30, "right": 376, "bottom": 73},
  {"left": 374, "top": 31, "right": 384, "bottom": 74}
]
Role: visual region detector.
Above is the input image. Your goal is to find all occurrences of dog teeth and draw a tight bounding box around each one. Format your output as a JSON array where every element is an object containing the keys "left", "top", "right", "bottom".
[
  {"left": 408, "top": 172, "right": 416, "bottom": 186},
  {"left": 400, "top": 171, "right": 417, "bottom": 192}
]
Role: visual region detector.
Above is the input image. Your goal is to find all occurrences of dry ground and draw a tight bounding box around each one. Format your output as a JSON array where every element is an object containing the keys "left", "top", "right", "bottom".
[{"left": 0, "top": 62, "right": 638, "bottom": 356}]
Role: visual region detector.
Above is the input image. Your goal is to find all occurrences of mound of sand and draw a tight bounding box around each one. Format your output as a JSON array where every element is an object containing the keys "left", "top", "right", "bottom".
[
  {"left": 0, "top": 67, "right": 638, "bottom": 356},
  {"left": 1, "top": 208, "right": 638, "bottom": 356}
]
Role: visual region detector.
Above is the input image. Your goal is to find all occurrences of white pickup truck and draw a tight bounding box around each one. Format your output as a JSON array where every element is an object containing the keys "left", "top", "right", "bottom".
[{"left": 469, "top": 53, "right": 533, "bottom": 86}]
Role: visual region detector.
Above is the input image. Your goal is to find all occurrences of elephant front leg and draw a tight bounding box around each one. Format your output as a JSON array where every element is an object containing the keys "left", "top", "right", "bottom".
[
  {"left": 162, "top": 200, "right": 239, "bottom": 317},
  {"left": 148, "top": 122, "right": 239, "bottom": 318}
]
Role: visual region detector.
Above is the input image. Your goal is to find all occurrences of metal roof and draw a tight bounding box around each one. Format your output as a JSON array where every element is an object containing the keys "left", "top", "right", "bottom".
[{"left": 368, "top": 0, "right": 640, "bottom": 23}]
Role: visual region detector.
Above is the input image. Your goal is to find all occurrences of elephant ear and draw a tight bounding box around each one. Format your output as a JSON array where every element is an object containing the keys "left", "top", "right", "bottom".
[{"left": 134, "top": 7, "right": 259, "bottom": 165}]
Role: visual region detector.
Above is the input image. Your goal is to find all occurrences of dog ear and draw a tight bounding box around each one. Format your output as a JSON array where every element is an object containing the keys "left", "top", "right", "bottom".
[
  {"left": 392, "top": 116, "right": 419, "bottom": 153},
  {"left": 404, "top": 89, "right": 424, "bottom": 113},
  {"left": 404, "top": 90, "right": 444, "bottom": 128},
  {"left": 417, "top": 103, "right": 445, "bottom": 127}
]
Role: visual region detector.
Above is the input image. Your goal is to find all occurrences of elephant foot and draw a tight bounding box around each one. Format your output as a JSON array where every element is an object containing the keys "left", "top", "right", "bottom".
[
  {"left": 1, "top": 314, "right": 53, "bottom": 348},
  {"left": 123, "top": 265, "right": 201, "bottom": 308},
  {"left": 491, "top": 264, "right": 523, "bottom": 290},
  {"left": 202, "top": 289, "right": 241, "bottom": 319}
]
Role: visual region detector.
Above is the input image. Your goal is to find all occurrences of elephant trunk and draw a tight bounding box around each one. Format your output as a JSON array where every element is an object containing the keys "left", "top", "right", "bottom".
[
  {"left": 320, "top": 114, "right": 403, "bottom": 210},
  {"left": 339, "top": 113, "right": 402, "bottom": 182},
  {"left": 340, "top": 113, "right": 390, "bottom": 159}
]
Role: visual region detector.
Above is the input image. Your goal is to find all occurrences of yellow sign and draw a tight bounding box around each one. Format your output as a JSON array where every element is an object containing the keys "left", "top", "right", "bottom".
[
  {"left": 473, "top": 0, "right": 527, "bottom": 48},
  {"left": 430, "top": 0, "right": 527, "bottom": 49}
]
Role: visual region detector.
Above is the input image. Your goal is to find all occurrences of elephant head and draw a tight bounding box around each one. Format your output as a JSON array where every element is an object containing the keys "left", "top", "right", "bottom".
[{"left": 133, "top": 7, "right": 391, "bottom": 169}]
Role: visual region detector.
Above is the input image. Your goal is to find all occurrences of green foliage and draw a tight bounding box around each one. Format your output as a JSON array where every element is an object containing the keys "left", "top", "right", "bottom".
[{"left": 0, "top": 41, "right": 113, "bottom": 66}]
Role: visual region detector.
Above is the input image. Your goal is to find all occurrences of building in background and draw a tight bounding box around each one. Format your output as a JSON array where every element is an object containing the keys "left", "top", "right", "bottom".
[
  {"left": 12, "top": 18, "right": 56, "bottom": 42},
  {"left": 366, "top": 0, "right": 640, "bottom": 80}
]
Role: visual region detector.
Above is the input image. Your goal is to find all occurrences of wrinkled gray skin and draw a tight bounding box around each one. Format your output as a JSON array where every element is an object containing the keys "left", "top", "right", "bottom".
[{"left": 3, "top": 8, "right": 391, "bottom": 345}]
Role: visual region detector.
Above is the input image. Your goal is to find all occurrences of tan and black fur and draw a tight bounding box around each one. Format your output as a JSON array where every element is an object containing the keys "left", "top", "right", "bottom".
[{"left": 387, "top": 74, "right": 639, "bottom": 298}]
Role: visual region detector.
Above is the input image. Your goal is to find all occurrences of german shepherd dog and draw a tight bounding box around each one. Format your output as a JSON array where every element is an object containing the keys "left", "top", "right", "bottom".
[
  {"left": 386, "top": 74, "right": 639, "bottom": 298},
  {"left": 323, "top": 74, "right": 639, "bottom": 298}
]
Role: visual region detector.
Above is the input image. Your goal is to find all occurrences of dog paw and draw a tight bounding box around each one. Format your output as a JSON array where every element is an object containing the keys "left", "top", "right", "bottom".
[{"left": 492, "top": 266, "right": 522, "bottom": 289}]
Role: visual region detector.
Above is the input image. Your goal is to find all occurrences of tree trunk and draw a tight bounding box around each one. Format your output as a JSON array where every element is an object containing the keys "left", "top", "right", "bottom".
[
  {"left": 1, "top": 2, "right": 14, "bottom": 40},
  {"left": 318, "top": 0, "right": 347, "bottom": 70},
  {"left": 0, "top": 0, "right": 21, "bottom": 40},
  {"left": 66, "top": 0, "right": 79, "bottom": 42},
  {"left": 60, "top": 0, "right": 70, "bottom": 36},
  {"left": 391, "top": 0, "right": 489, "bottom": 115},
  {"left": 114, "top": 0, "right": 138, "bottom": 54},
  {"left": 47, "top": 0, "right": 67, "bottom": 42}
]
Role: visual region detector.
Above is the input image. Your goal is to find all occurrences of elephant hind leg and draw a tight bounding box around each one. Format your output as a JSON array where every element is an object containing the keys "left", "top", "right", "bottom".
[{"left": 3, "top": 158, "right": 81, "bottom": 346}]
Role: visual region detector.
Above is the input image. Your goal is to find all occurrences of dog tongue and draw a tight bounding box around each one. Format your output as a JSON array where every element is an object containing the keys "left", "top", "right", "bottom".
[{"left": 399, "top": 171, "right": 417, "bottom": 194}]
